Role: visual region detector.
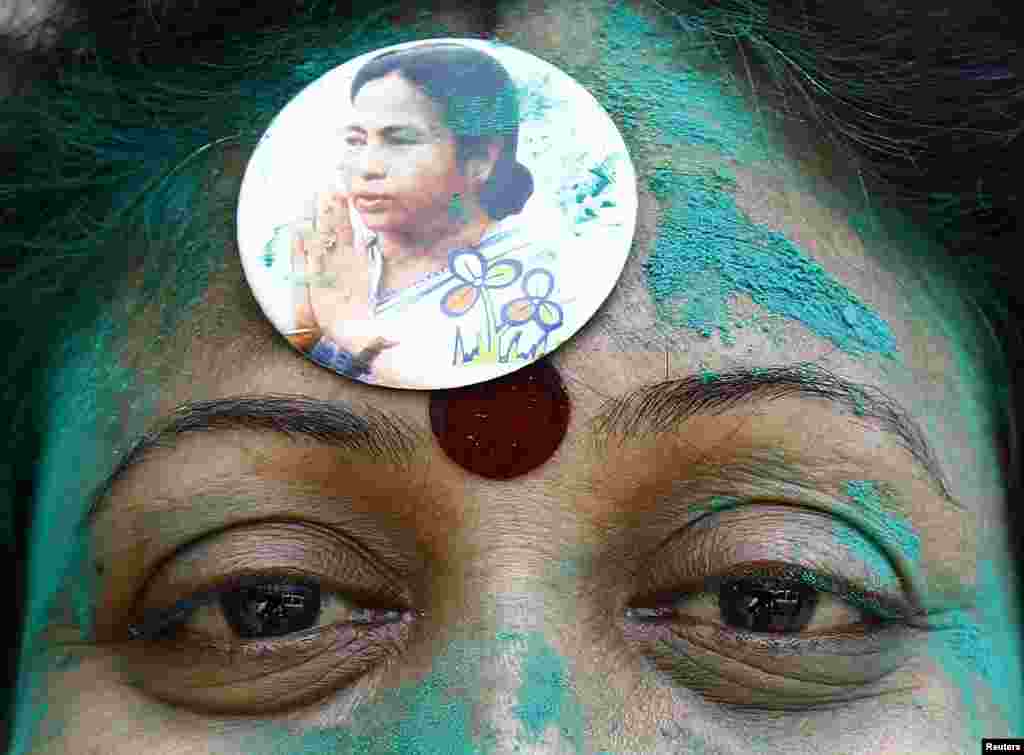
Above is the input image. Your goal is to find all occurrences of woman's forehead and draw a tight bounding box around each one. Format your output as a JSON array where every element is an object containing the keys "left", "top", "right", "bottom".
[
  {"left": 103, "top": 142, "right": 999, "bottom": 528},
  {"left": 66, "top": 0, "right": 1006, "bottom": 530},
  {"left": 349, "top": 73, "right": 447, "bottom": 132}
]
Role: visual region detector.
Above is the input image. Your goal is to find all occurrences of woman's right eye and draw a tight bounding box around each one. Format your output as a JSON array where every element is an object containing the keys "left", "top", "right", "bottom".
[
  {"left": 110, "top": 519, "right": 419, "bottom": 715},
  {"left": 130, "top": 577, "right": 404, "bottom": 642},
  {"left": 118, "top": 575, "right": 413, "bottom": 715}
]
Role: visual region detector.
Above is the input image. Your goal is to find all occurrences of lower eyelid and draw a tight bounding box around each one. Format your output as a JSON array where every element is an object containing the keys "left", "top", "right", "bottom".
[
  {"left": 620, "top": 614, "right": 916, "bottom": 708},
  {"left": 118, "top": 613, "right": 416, "bottom": 716}
]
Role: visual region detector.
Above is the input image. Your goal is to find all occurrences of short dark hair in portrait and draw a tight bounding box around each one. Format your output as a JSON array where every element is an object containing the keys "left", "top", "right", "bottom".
[{"left": 351, "top": 42, "right": 535, "bottom": 221}]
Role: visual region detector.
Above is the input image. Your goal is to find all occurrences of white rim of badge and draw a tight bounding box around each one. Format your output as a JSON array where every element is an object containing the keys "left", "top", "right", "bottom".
[{"left": 237, "top": 37, "right": 638, "bottom": 390}]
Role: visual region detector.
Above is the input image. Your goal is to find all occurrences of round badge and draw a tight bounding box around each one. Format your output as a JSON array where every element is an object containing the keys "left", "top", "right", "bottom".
[{"left": 237, "top": 38, "right": 638, "bottom": 389}]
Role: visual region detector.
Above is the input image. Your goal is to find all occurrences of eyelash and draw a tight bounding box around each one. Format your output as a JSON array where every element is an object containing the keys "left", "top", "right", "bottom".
[
  {"left": 627, "top": 563, "right": 913, "bottom": 634},
  {"left": 127, "top": 574, "right": 406, "bottom": 642},
  {"left": 128, "top": 563, "right": 909, "bottom": 648}
]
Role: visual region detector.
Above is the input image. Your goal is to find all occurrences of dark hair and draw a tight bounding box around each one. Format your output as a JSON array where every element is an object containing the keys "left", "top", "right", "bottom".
[
  {"left": 2, "top": 0, "right": 1023, "bottom": 746},
  {"left": 350, "top": 42, "right": 534, "bottom": 220}
]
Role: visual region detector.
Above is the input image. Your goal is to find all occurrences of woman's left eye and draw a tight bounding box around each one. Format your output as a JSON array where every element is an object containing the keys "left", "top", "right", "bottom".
[{"left": 628, "top": 575, "right": 884, "bottom": 635}]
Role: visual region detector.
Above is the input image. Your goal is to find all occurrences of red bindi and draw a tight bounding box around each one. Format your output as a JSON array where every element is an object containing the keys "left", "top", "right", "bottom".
[{"left": 429, "top": 358, "right": 571, "bottom": 479}]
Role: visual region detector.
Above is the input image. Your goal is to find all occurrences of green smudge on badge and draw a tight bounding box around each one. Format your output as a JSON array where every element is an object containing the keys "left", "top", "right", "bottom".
[{"left": 448, "top": 192, "right": 468, "bottom": 222}]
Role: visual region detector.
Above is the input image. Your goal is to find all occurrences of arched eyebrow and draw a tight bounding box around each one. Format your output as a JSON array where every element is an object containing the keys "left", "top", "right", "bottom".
[
  {"left": 84, "top": 394, "right": 428, "bottom": 525},
  {"left": 343, "top": 124, "right": 429, "bottom": 138},
  {"left": 584, "top": 363, "right": 955, "bottom": 505}
]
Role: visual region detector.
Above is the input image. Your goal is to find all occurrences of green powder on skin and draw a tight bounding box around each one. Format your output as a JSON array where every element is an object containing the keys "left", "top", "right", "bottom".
[
  {"left": 698, "top": 367, "right": 719, "bottom": 384},
  {"left": 689, "top": 495, "right": 743, "bottom": 517},
  {"left": 579, "top": 4, "right": 898, "bottom": 359},
  {"left": 839, "top": 480, "right": 920, "bottom": 567},
  {"left": 235, "top": 631, "right": 585, "bottom": 755},
  {"left": 643, "top": 169, "right": 899, "bottom": 358},
  {"left": 11, "top": 307, "right": 157, "bottom": 755},
  {"left": 827, "top": 518, "right": 902, "bottom": 594},
  {"left": 590, "top": 4, "right": 774, "bottom": 164}
]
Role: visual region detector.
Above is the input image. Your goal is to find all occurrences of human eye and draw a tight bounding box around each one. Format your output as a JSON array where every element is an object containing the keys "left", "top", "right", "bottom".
[
  {"left": 386, "top": 129, "right": 421, "bottom": 145},
  {"left": 628, "top": 567, "right": 896, "bottom": 634},
  {"left": 114, "top": 520, "right": 414, "bottom": 715},
  {"left": 622, "top": 503, "right": 924, "bottom": 709},
  {"left": 127, "top": 575, "right": 405, "bottom": 642}
]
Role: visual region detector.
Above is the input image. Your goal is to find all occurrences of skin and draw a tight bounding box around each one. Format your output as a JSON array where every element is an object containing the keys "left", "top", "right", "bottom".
[
  {"left": 13, "top": 0, "right": 1023, "bottom": 753},
  {"left": 342, "top": 72, "right": 500, "bottom": 283}
]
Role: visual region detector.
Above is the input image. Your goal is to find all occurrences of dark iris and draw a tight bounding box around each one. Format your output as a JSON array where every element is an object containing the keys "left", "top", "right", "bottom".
[
  {"left": 719, "top": 578, "right": 819, "bottom": 633},
  {"left": 220, "top": 580, "right": 321, "bottom": 639}
]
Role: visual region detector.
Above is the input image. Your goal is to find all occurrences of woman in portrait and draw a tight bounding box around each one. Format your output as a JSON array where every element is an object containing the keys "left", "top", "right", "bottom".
[
  {"left": 286, "top": 42, "right": 541, "bottom": 382},
  {"left": 3, "top": 0, "right": 1023, "bottom": 753}
]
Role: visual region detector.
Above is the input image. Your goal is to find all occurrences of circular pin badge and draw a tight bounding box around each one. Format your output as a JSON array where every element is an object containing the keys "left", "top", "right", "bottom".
[{"left": 238, "top": 38, "right": 638, "bottom": 389}]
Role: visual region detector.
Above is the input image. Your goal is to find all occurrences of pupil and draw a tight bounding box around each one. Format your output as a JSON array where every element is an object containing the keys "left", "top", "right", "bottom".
[
  {"left": 719, "top": 578, "right": 818, "bottom": 633},
  {"left": 221, "top": 581, "right": 321, "bottom": 639}
]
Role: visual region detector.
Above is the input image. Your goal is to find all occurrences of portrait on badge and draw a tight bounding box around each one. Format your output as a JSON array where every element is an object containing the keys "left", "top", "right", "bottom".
[{"left": 238, "top": 38, "right": 637, "bottom": 389}]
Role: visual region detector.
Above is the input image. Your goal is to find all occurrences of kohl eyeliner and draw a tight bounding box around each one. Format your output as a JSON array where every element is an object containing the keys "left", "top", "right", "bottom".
[{"left": 127, "top": 591, "right": 218, "bottom": 641}]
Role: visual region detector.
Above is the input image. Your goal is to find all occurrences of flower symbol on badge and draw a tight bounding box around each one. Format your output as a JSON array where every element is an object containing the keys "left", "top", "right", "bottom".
[
  {"left": 500, "top": 268, "right": 564, "bottom": 333},
  {"left": 440, "top": 248, "right": 523, "bottom": 317}
]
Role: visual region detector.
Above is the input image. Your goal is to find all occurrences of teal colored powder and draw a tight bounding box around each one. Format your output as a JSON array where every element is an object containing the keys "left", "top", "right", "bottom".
[
  {"left": 515, "top": 77, "right": 561, "bottom": 124},
  {"left": 557, "top": 556, "right": 583, "bottom": 580},
  {"left": 698, "top": 367, "right": 719, "bottom": 384},
  {"left": 829, "top": 519, "right": 902, "bottom": 595},
  {"left": 925, "top": 610, "right": 987, "bottom": 743},
  {"left": 448, "top": 193, "right": 468, "bottom": 223},
  {"left": 510, "top": 632, "right": 583, "bottom": 748},
  {"left": 921, "top": 557, "right": 1024, "bottom": 737},
  {"left": 591, "top": 4, "right": 773, "bottom": 163},
  {"left": 692, "top": 495, "right": 742, "bottom": 516},
  {"left": 841, "top": 480, "right": 920, "bottom": 565},
  {"left": 12, "top": 308, "right": 159, "bottom": 754},
  {"left": 236, "top": 632, "right": 585, "bottom": 755},
  {"left": 583, "top": 4, "right": 898, "bottom": 358},
  {"left": 643, "top": 169, "right": 898, "bottom": 357}
]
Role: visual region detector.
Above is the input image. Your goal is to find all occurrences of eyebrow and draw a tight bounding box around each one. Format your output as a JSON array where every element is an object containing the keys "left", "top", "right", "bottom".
[
  {"left": 585, "top": 363, "right": 955, "bottom": 504},
  {"left": 86, "top": 365, "right": 956, "bottom": 525},
  {"left": 85, "top": 394, "right": 427, "bottom": 524},
  {"left": 344, "top": 124, "right": 425, "bottom": 136}
]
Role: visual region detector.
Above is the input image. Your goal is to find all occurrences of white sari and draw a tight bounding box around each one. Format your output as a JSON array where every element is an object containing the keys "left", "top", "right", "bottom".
[{"left": 308, "top": 214, "right": 571, "bottom": 387}]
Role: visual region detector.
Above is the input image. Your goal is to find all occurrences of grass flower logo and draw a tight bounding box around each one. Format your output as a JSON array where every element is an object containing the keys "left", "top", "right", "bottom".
[
  {"left": 500, "top": 268, "right": 564, "bottom": 333},
  {"left": 442, "top": 248, "right": 523, "bottom": 360}
]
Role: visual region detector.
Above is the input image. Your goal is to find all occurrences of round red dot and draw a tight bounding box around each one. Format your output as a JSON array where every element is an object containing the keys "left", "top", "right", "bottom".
[{"left": 428, "top": 359, "right": 571, "bottom": 479}]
